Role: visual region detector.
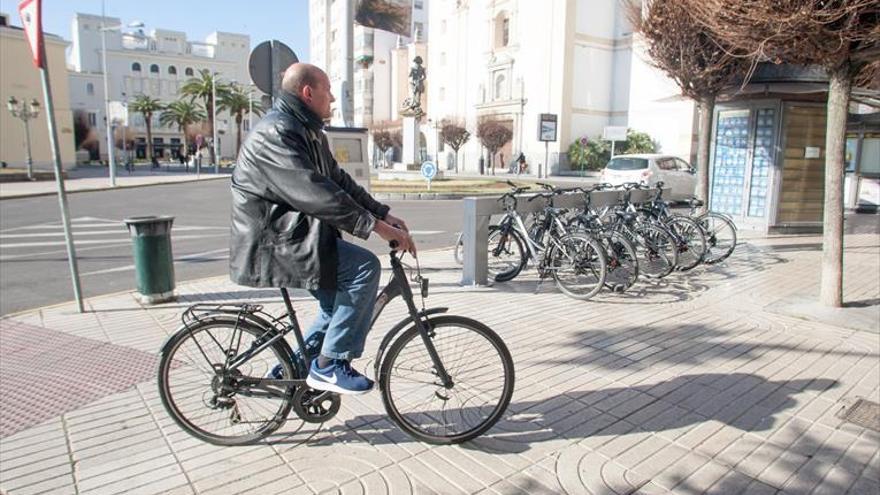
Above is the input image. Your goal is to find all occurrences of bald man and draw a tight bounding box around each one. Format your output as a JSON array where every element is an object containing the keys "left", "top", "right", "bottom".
[{"left": 230, "top": 63, "right": 415, "bottom": 394}]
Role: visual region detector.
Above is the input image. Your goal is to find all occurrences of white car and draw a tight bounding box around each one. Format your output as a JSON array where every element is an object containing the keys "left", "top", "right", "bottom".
[{"left": 600, "top": 153, "right": 697, "bottom": 200}]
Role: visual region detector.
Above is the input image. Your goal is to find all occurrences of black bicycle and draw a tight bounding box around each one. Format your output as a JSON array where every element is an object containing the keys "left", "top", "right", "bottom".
[{"left": 157, "top": 246, "right": 515, "bottom": 446}]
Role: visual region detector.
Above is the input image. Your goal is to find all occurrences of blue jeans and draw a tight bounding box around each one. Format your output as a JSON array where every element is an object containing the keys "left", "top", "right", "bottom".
[{"left": 303, "top": 238, "right": 381, "bottom": 361}]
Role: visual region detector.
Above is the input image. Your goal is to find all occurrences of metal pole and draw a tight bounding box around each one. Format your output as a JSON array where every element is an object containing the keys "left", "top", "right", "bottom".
[
  {"left": 342, "top": 0, "right": 354, "bottom": 126},
  {"left": 543, "top": 141, "right": 549, "bottom": 179},
  {"left": 39, "top": 48, "right": 85, "bottom": 313},
  {"left": 23, "top": 116, "right": 34, "bottom": 180},
  {"left": 100, "top": 0, "right": 116, "bottom": 186},
  {"left": 212, "top": 72, "right": 218, "bottom": 173},
  {"left": 611, "top": 140, "right": 616, "bottom": 159}
]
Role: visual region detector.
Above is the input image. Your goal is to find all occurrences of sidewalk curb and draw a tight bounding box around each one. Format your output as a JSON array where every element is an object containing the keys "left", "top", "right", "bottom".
[
  {"left": 0, "top": 175, "right": 230, "bottom": 200},
  {"left": 372, "top": 192, "right": 501, "bottom": 200}
]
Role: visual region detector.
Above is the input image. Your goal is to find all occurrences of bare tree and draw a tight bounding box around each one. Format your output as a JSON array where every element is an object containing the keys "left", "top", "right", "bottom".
[
  {"left": 477, "top": 119, "right": 513, "bottom": 176},
  {"left": 370, "top": 121, "right": 397, "bottom": 168},
  {"left": 626, "top": 0, "right": 748, "bottom": 209},
  {"left": 440, "top": 119, "right": 471, "bottom": 173},
  {"left": 686, "top": 0, "right": 880, "bottom": 307}
]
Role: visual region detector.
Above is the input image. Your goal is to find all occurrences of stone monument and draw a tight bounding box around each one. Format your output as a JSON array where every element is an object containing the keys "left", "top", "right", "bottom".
[{"left": 400, "top": 56, "right": 426, "bottom": 170}]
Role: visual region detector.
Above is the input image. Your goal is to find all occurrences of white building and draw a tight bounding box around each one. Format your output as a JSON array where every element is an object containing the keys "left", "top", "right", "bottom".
[
  {"left": 67, "top": 13, "right": 252, "bottom": 162},
  {"left": 426, "top": 0, "right": 696, "bottom": 174},
  {"left": 309, "top": 0, "right": 430, "bottom": 127}
]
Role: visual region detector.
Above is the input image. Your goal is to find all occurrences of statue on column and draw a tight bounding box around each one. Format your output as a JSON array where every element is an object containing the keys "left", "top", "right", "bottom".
[{"left": 401, "top": 56, "right": 426, "bottom": 119}]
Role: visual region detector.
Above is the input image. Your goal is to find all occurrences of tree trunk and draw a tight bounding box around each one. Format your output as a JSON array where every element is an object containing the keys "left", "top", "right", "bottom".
[
  {"left": 182, "top": 131, "right": 188, "bottom": 172},
  {"left": 145, "top": 113, "right": 153, "bottom": 162},
  {"left": 207, "top": 101, "right": 216, "bottom": 165},
  {"left": 819, "top": 67, "right": 850, "bottom": 307},
  {"left": 696, "top": 95, "right": 715, "bottom": 213},
  {"left": 235, "top": 113, "right": 243, "bottom": 158}
]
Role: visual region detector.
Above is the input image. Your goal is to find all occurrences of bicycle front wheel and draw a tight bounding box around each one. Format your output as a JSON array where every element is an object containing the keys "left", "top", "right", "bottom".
[
  {"left": 698, "top": 212, "right": 737, "bottom": 264},
  {"left": 633, "top": 224, "right": 678, "bottom": 278},
  {"left": 158, "top": 318, "right": 296, "bottom": 446},
  {"left": 666, "top": 216, "right": 707, "bottom": 271},
  {"left": 548, "top": 234, "right": 607, "bottom": 300},
  {"left": 379, "top": 315, "right": 514, "bottom": 444},
  {"left": 603, "top": 232, "right": 639, "bottom": 292}
]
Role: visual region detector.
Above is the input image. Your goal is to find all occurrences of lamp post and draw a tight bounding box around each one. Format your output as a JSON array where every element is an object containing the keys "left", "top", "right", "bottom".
[
  {"left": 100, "top": 0, "right": 143, "bottom": 186},
  {"left": 6, "top": 97, "right": 40, "bottom": 180}
]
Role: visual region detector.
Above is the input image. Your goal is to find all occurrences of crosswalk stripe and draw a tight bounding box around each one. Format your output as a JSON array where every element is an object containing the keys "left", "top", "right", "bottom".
[{"left": 0, "top": 233, "right": 227, "bottom": 249}]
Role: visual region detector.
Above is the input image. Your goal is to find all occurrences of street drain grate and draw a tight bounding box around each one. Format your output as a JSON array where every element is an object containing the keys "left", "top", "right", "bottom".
[{"left": 838, "top": 398, "right": 880, "bottom": 432}]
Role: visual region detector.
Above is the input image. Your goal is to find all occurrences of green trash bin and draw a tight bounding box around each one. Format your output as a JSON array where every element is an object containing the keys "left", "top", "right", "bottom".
[{"left": 124, "top": 215, "right": 176, "bottom": 304}]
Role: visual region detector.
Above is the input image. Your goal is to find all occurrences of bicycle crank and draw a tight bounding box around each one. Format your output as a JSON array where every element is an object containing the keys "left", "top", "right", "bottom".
[{"left": 292, "top": 387, "right": 341, "bottom": 423}]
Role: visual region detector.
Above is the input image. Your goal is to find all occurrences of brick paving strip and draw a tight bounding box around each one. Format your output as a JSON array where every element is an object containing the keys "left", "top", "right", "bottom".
[
  {"left": 0, "top": 234, "right": 877, "bottom": 494},
  {"left": 0, "top": 320, "right": 160, "bottom": 438}
]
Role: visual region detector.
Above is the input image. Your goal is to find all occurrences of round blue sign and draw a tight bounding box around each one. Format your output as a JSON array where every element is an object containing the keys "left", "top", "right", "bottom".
[{"left": 420, "top": 161, "right": 437, "bottom": 180}]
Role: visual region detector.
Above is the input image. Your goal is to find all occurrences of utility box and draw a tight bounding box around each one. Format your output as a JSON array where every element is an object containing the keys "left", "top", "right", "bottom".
[{"left": 325, "top": 126, "right": 371, "bottom": 192}]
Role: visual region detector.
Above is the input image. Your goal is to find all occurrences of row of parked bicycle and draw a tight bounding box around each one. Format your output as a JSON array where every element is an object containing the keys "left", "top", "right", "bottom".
[{"left": 454, "top": 181, "right": 738, "bottom": 300}]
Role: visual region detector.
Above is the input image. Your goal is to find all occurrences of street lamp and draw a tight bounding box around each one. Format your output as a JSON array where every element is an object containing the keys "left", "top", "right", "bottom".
[
  {"left": 100, "top": 0, "right": 143, "bottom": 186},
  {"left": 212, "top": 71, "right": 219, "bottom": 174},
  {"left": 6, "top": 96, "right": 40, "bottom": 180}
]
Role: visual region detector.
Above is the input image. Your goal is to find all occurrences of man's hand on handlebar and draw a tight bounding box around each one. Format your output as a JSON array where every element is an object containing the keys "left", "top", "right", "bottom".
[
  {"left": 384, "top": 212, "right": 409, "bottom": 233},
  {"left": 374, "top": 220, "right": 417, "bottom": 257}
]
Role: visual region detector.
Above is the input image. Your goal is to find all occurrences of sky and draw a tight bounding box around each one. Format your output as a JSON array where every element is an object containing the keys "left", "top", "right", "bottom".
[{"left": 0, "top": 0, "right": 311, "bottom": 62}]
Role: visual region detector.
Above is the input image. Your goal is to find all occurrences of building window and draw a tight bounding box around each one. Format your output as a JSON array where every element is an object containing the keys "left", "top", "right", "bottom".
[
  {"left": 415, "top": 0, "right": 423, "bottom": 9},
  {"left": 441, "top": 52, "right": 446, "bottom": 66},
  {"left": 132, "top": 62, "right": 142, "bottom": 72},
  {"left": 494, "top": 13, "right": 510, "bottom": 48},
  {"left": 150, "top": 64, "right": 159, "bottom": 73},
  {"left": 414, "top": 22, "right": 424, "bottom": 39},
  {"left": 88, "top": 112, "right": 97, "bottom": 126},
  {"left": 86, "top": 82, "right": 95, "bottom": 95},
  {"left": 168, "top": 66, "right": 177, "bottom": 75},
  {"left": 441, "top": 20, "right": 447, "bottom": 34},
  {"left": 495, "top": 73, "right": 506, "bottom": 100},
  {"left": 439, "top": 87, "right": 445, "bottom": 101},
  {"left": 185, "top": 67, "right": 194, "bottom": 76}
]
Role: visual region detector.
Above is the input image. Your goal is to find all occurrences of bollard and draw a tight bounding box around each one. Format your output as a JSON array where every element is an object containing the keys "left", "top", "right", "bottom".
[{"left": 123, "top": 216, "right": 176, "bottom": 304}]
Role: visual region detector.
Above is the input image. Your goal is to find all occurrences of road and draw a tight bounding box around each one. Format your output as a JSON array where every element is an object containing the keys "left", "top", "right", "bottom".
[{"left": 0, "top": 179, "right": 464, "bottom": 315}]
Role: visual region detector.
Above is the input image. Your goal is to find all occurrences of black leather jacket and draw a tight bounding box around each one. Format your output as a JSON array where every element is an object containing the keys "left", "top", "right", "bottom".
[{"left": 229, "top": 91, "right": 389, "bottom": 290}]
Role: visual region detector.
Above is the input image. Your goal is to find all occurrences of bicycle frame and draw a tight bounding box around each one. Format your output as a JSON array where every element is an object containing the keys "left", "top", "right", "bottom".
[{"left": 180, "top": 250, "right": 455, "bottom": 400}]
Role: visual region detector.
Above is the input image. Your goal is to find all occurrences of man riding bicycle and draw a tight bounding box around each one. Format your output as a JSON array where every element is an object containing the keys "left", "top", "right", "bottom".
[{"left": 230, "top": 63, "right": 416, "bottom": 395}]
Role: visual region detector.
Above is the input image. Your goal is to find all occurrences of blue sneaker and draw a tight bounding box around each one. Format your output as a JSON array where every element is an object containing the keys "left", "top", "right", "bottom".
[{"left": 306, "top": 359, "right": 374, "bottom": 395}]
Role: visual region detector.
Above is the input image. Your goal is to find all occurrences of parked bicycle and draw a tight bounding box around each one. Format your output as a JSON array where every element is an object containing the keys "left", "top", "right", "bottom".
[
  {"left": 158, "top": 245, "right": 515, "bottom": 446},
  {"left": 634, "top": 182, "right": 708, "bottom": 271}
]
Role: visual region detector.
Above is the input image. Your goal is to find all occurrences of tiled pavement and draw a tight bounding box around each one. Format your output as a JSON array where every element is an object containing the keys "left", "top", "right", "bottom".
[{"left": 0, "top": 231, "right": 878, "bottom": 494}]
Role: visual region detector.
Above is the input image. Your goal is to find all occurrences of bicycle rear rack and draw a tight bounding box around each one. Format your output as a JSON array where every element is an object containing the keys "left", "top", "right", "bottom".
[{"left": 181, "top": 303, "right": 287, "bottom": 333}]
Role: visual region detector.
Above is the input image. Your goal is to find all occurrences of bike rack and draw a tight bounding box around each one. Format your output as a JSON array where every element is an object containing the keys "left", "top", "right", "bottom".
[
  {"left": 459, "top": 187, "right": 661, "bottom": 285},
  {"left": 181, "top": 303, "right": 286, "bottom": 333}
]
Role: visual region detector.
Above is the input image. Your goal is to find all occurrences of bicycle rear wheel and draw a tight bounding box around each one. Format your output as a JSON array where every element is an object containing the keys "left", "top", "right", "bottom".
[
  {"left": 548, "top": 233, "right": 607, "bottom": 300},
  {"left": 379, "top": 315, "right": 514, "bottom": 444},
  {"left": 698, "top": 212, "right": 737, "bottom": 264},
  {"left": 158, "top": 318, "right": 296, "bottom": 446}
]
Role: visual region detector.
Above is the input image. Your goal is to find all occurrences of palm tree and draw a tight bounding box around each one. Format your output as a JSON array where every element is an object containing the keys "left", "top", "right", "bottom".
[
  {"left": 218, "top": 83, "right": 264, "bottom": 156},
  {"left": 179, "top": 69, "right": 230, "bottom": 165},
  {"left": 128, "top": 94, "right": 164, "bottom": 162},
  {"left": 160, "top": 99, "right": 206, "bottom": 170}
]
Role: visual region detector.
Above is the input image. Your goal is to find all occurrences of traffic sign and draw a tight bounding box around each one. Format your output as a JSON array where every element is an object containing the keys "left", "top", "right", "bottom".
[
  {"left": 18, "top": 0, "right": 43, "bottom": 68},
  {"left": 249, "top": 40, "right": 298, "bottom": 98},
  {"left": 421, "top": 161, "right": 437, "bottom": 180}
]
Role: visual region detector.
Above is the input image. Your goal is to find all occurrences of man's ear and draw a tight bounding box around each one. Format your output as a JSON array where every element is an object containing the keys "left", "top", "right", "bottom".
[{"left": 302, "top": 85, "right": 313, "bottom": 102}]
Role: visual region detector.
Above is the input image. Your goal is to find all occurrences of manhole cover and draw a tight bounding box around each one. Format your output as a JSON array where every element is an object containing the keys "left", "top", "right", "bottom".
[{"left": 838, "top": 398, "right": 880, "bottom": 432}]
